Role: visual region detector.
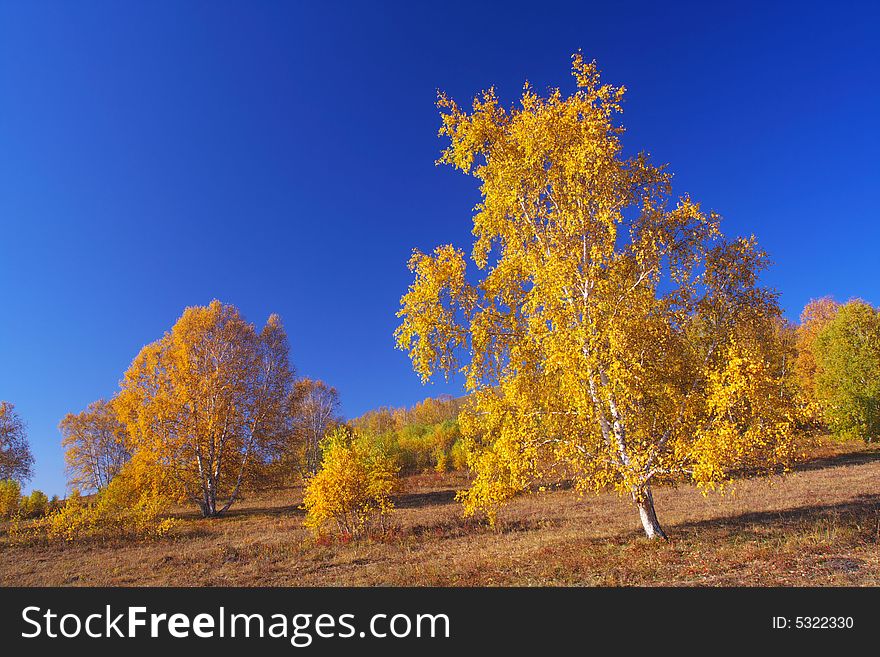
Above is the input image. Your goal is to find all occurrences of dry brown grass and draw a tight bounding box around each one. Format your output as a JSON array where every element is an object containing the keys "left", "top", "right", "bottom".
[{"left": 3, "top": 438, "right": 880, "bottom": 586}]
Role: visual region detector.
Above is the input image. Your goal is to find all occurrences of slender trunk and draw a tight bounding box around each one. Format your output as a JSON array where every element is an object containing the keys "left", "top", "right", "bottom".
[
  {"left": 632, "top": 485, "right": 667, "bottom": 540},
  {"left": 199, "top": 491, "right": 217, "bottom": 517}
]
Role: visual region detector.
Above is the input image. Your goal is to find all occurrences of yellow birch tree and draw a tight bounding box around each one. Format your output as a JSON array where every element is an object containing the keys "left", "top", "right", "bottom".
[
  {"left": 114, "top": 300, "right": 293, "bottom": 517},
  {"left": 395, "top": 54, "right": 800, "bottom": 539}
]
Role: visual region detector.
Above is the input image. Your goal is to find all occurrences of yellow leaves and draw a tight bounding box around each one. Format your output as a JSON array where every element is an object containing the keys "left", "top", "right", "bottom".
[
  {"left": 113, "top": 300, "right": 294, "bottom": 516},
  {"left": 456, "top": 437, "right": 523, "bottom": 527},
  {"left": 59, "top": 398, "right": 130, "bottom": 494},
  {"left": 688, "top": 339, "right": 800, "bottom": 488},
  {"left": 395, "top": 246, "right": 472, "bottom": 383},
  {"left": 41, "top": 467, "right": 176, "bottom": 543},
  {"left": 0, "top": 479, "right": 21, "bottom": 519},
  {"left": 398, "top": 53, "right": 803, "bottom": 529},
  {"left": 302, "top": 427, "right": 399, "bottom": 538}
]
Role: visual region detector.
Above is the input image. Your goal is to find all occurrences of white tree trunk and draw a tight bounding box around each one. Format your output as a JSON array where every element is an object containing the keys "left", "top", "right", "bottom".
[{"left": 633, "top": 485, "right": 667, "bottom": 540}]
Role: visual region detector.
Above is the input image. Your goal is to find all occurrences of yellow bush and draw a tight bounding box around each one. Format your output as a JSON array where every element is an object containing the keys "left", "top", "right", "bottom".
[
  {"left": 0, "top": 480, "right": 21, "bottom": 519},
  {"left": 303, "top": 427, "right": 399, "bottom": 538},
  {"left": 43, "top": 474, "right": 175, "bottom": 543}
]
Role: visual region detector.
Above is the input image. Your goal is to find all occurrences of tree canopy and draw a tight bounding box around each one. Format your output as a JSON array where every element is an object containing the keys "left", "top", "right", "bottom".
[{"left": 60, "top": 398, "right": 131, "bottom": 493}]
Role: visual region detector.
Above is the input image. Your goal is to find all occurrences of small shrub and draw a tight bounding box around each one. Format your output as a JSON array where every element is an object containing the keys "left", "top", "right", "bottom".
[
  {"left": 303, "top": 427, "right": 399, "bottom": 538},
  {"left": 43, "top": 473, "right": 175, "bottom": 542}
]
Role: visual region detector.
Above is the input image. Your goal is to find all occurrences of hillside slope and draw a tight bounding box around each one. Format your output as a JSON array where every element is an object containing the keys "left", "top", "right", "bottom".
[{"left": 2, "top": 440, "right": 879, "bottom": 586}]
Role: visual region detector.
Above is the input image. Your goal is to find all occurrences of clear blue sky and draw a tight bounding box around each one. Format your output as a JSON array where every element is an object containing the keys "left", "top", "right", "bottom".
[{"left": 1, "top": 1, "right": 878, "bottom": 496}]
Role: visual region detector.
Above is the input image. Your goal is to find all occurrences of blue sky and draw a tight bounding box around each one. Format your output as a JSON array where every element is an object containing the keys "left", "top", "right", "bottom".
[{"left": 1, "top": 1, "right": 878, "bottom": 496}]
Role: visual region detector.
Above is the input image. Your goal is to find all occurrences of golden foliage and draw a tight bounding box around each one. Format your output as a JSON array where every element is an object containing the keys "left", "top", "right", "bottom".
[
  {"left": 303, "top": 427, "right": 399, "bottom": 538},
  {"left": 41, "top": 465, "right": 175, "bottom": 543},
  {"left": 396, "top": 54, "right": 802, "bottom": 536},
  {"left": 19, "top": 489, "right": 49, "bottom": 518},
  {"left": 0, "top": 479, "right": 21, "bottom": 519},
  {"left": 113, "top": 300, "right": 293, "bottom": 517}
]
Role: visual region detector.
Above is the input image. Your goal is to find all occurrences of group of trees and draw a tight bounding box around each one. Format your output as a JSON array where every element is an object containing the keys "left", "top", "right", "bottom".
[
  {"left": 1, "top": 302, "right": 353, "bottom": 538},
  {"left": 796, "top": 297, "right": 880, "bottom": 441},
  {"left": 61, "top": 301, "right": 345, "bottom": 519},
  {"left": 0, "top": 480, "right": 55, "bottom": 520},
  {"left": 0, "top": 401, "right": 55, "bottom": 520},
  {"left": 351, "top": 395, "right": 466, "bottom": 473},
  {"left": 4, "top": 54, "right": 879, "bottom": 545}
]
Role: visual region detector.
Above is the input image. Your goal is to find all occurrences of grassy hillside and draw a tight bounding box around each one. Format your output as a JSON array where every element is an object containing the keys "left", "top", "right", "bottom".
[{"left": 2, "top": 438, "right": 879, "bottom": 586}]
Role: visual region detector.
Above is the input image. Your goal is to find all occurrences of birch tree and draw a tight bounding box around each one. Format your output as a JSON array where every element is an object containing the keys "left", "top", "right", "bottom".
[
  {"left": 60, "top": 398, "right": 131, "bottom": 493},
  {"left": 395, "top": 54, "right": 800, "bottom": 539},
  {"left": 114, "top": 300, "right": 293, "bottom": 517},
  {"left": 291, "top": 378, "right": 341, "bottom": 475},
  {"left": 0, "top": 401, "right": 34, "bottom": 483}
]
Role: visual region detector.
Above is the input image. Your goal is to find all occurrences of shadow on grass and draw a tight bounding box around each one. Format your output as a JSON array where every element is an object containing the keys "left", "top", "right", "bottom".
[
  {"left": 174, "top": 447, "right": 880, "bottom": 525},
  {"left": 665, "top": 493, "right": 880, "bottom": 543},
  {"left": 394, "top": 488, "right": 459, "bottom": 509},
  {"left": 191, "top": 488, "right": 462, "bottom": 520},
  {"left": 793, "top": 449, "right": 880, "bottom": 472},
  {"left": 173, "top": 503, "right": 306, "bottom": 521}
]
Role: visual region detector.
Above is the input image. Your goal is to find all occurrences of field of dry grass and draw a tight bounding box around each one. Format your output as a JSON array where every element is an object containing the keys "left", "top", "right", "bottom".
[{"left": 3, "top": 438, "right": 880, "bottom": 587}]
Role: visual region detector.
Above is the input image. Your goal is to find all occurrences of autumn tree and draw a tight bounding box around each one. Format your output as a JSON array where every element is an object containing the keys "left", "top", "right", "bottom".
[
  {"left": 0, "top": 401, "right": 34, "bottom": 483},
  {"left": 813, "top": 300, "right": 880, "bottom": 441},
  {"left": 396, "top": 54, "right": 800, "bottom": 539},
  {"left": 795, "top": 296, "right": 841, "bottom": 406},
  {"left": 60, "top": 398, "right": 131, "bottom": 493},
  {"left": 114, "top": 301, "right": 294, "bottom": 517},
  {"left": 19, "top": 489, "right": 49, "bottom": 518},
  {"left": 291, "top": 378, "right": 341, "bottom": 475}
]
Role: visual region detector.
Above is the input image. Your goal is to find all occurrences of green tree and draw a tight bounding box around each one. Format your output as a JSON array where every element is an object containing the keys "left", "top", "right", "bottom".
[{"left": 814, "top": 300, "right": 880, "bottom": 441}]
